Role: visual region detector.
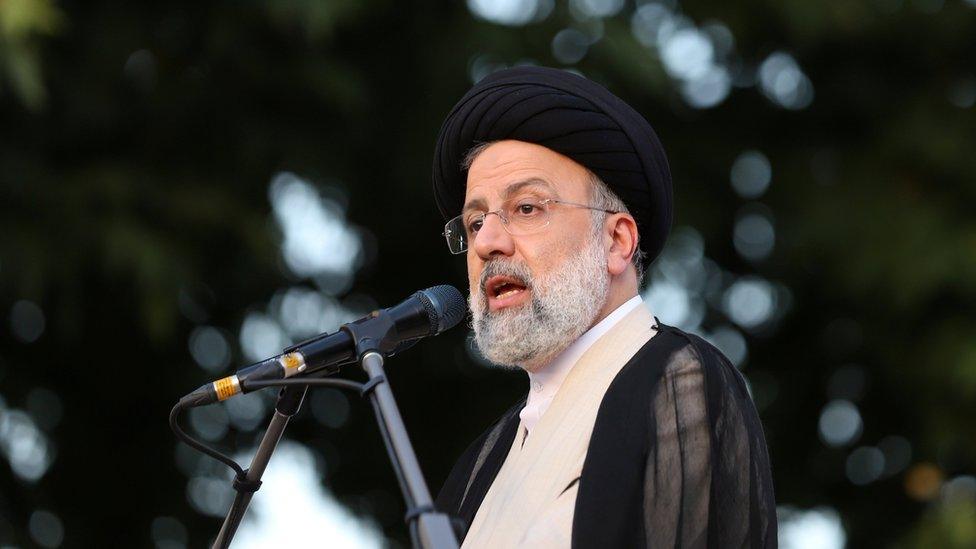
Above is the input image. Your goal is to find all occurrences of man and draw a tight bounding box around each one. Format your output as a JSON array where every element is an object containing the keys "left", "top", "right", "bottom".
[{"left": 431, "top": 66, "right": 776, "bottom": 548}]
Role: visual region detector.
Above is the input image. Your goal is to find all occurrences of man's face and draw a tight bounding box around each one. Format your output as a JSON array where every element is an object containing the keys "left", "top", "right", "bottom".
[{"left": 463, "top": 140, "right": 611, "bottom": 370}]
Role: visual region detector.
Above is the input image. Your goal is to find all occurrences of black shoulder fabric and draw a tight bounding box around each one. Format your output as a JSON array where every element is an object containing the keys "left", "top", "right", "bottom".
[
  {"left": 573, "top": 328, "right": 680, "bottom": 548},
  {"left": 670, "top": 328, "right": 778, "bottom": 549},
  {"left": 435, "top": 397, "right": 525, "bottom": 540},
  {"left": 573, "top": 324, "right": 777, "bottom": 548}
]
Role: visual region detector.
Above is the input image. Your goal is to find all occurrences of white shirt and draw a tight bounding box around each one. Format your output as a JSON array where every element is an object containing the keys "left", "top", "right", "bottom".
[{"left": 519, "top": 295, "right": 647, "bottom": 434}]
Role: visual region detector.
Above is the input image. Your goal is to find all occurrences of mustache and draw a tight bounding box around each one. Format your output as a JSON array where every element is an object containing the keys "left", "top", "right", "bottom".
[{"left": 478, "top": 259, "right": 535, "bottom": 295}]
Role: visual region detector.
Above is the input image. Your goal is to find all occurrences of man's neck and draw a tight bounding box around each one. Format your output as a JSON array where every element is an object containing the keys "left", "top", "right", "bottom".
[{"left": 592, "top": 274, "right": 640, "bottom": 330}]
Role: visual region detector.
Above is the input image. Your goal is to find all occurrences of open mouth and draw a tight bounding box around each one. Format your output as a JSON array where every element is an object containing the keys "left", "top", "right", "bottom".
[
  {"left": 484, "top": 275, "right": 530, "bottom": 310},
  {"left": 486, "top": 275, "right": 527, "bottom": 297}
]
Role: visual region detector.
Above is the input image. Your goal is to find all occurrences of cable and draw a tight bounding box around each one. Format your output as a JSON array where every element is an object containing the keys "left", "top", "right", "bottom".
[
  {"left": 244, "top": 378, "right": 365, "bottom": 392},
  {"left": 226, "top": 377, "right": 427, "bottom": 537},
  {"left": 169, "top": 379, "right": 366, "bottom": 476},
  {"left": 169, "top": 401, "right": 245, "bottom": 477},
  {"left": 171, "top": 376, "right": 434, "bottom": 547}
]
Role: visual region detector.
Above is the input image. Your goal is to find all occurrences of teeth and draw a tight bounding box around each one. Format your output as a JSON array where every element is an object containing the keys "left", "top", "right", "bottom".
[{"left": 497, "top": 288, "right": 523, "bottom": 298}]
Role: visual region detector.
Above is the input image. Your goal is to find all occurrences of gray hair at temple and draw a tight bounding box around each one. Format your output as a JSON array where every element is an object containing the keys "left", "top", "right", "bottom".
[{"left": 462, "top": 141, "right": 647, "bottom": 286}]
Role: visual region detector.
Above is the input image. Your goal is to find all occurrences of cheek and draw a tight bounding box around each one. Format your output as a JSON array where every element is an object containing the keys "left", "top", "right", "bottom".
[
  {"left": 520, "top": 229, "right": 588, "bottom": 278},
  {"left": 512, "top": 241, "right": 550, "bottom": 280},
  {"left": 467, "top": 254, "right": 482, "bottom": 291}
]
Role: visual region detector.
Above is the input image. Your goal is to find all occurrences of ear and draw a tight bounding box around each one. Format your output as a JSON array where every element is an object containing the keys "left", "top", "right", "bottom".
[{"left": 605, "top": 213, "right": 639, "bottom": 277}]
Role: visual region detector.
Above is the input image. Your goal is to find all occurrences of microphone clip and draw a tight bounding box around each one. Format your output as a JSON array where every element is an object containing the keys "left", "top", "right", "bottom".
[{"left": 341, "top": 310, "right": 401, "bottom": 360}]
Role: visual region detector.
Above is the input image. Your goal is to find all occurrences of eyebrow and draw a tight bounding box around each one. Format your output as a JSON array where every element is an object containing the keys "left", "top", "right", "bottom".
[{"left": 462, "top": 178, "right": 554, "bottom": 214}]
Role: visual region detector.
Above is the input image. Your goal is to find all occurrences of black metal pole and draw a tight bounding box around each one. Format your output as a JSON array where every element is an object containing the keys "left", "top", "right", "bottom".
[
  {"left": 211, "top": 385, "right": 308, "bottom": 549},
  {"left": 358, "top": 351, "right": 459, "bottom": 549}
]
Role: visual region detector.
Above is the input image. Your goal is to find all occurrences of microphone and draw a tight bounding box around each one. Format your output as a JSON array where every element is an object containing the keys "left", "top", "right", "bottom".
[{"left": 180, "top": 285, "right": 465, "bottom": 408}]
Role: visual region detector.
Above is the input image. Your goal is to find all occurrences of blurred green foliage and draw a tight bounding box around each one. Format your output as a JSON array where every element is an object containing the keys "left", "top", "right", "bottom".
[
  {"left": 0, "top": 0, "right": 974, "bottom": 547},
  {"left": 0, "top": 0, "right": 64, "bottom": 109}
]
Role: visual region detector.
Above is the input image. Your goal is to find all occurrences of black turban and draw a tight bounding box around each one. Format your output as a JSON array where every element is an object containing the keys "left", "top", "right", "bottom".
[{"left": 432, "top": 66, "right": 673, "bottom": 266}]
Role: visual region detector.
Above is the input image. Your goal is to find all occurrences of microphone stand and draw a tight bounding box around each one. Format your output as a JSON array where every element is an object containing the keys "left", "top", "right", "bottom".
[
  {"left": 359, "top": 351, "right": 459, "bottom": 549},
  {"left": 211, "top": 384, "right": 308, "bottom": 549},
  {"left": 207, "top": 308, "right": 459, "bottom": 549}
]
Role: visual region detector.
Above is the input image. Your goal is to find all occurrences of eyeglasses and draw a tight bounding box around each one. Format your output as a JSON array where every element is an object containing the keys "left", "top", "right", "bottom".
[{"left": 442, "top": 197, "right": 619, "bottom": 254}]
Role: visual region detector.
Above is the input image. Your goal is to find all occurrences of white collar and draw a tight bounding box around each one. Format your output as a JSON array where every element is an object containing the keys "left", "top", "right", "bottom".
[{"left": 519, "top": 295, "right": 647, "bottom": 432}]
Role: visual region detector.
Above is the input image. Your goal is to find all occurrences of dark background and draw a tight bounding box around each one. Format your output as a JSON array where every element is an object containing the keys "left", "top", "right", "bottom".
[{"left": 1, "top": 0, "right": 975, "bottom": 547}]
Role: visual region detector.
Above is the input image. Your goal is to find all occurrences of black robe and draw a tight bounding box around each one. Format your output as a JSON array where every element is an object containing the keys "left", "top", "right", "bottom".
[{"left": 435, "top": 323, "right": 777, "bottom": 548}]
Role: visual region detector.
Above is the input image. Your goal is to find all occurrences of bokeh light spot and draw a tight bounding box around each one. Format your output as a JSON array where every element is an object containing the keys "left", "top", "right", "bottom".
[
  {"left": 701, "top": 22, "right": 734, "bottom": 57},
  {"left": 941, "top": 475, "right": 976, "bottom": 504},
  {"left": 681, "top": 65, "right": 731, "bottom": 109},
  {"left": 947, "top": 75, "right": 976, "bottom": 108},
  {"left": 551, "top": 28, "right": 590, "bottom": 65},
  {"left": 123, "top": 49, "right": 157, "bottom": 92},
  {"left": 469, "top": 53, "right": 510, "bottom": 83},
  {"left": 233, "top": 442, "right": 384, "bottom": 547},
  {"left": 733, "top": 212, "right": 775, "bottom": 261},
  {"left": 0, "top": 409, "right": 54, "bottom": 481},
  {"left": 570, "top": 0, "right": 624, "bottom": 19},
  {"left": 661, "top": 28, "right": 713, "bottom": 81},
  {"left": 707, "top": 325, "right": 748, "bottom": 368},
  {"left": 188, "top": 405, "right": 230, "bottom": 442},
  {"left": 657, "top": 226, "right": 708, "bottom": 292},
  {"left": 269, "top": 172, "right": 362, "bottom": 282},
  {"left": 240, "top": 313, "right": 288, "bottom": 362},
  {"left": 846, "top": 446, "right": 885, "bottom": 485},
  {"left": 759, "top": 51, "right": 814, "bottom": 109},
  {"left": 644, "top": 281, "right": 692, "bottom": 328},
  {"left": 225, "top": 392, "right": 267, "bottom": 432},
  {"left": 723, "top": 277, "right": 776, "bottom": 329},
  {"left": 466, "top": 0, "right": 552, "bottom": 26},
  {"left": 10, "top": 299, "right": 45, "bottom": 343},
  {"left": 278, "top": 287, "right": 329, "bottom": 339},
  {"left": 189, "top": 326, "right": 231, "bottom": 373},
  {"left": 818, "top": 399, "right": 863, "bottom": 447},
  {"left": 730, "top": 150, "right": 772, "bottom": 198},
  {"left": 29, "top": 510, "right": 64, "bottom": 548},
  {"left": 186, "top": 476, "right": 235, "bottom": 517},
  {"left": 630, "top": 3, "right": 673, "bottom": 48},
  {"left": 778, "top": 506, "right": 845, "bottom": 549},
  {"left": 905, "top": 462, "right": 944, "bottom": 501},
  {"left": 151, "top": 516, "right": 188, "bottom": 549}
]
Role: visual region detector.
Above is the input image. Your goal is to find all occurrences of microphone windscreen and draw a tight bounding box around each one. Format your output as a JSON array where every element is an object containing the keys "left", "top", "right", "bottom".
[{"left": 419, "top": 285, "right": 466, "bottom": 335}]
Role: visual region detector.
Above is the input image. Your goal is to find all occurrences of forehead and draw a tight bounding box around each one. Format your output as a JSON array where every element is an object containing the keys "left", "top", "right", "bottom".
[{"left": 463, "top": 140, "right": 590, "bottom": 205}]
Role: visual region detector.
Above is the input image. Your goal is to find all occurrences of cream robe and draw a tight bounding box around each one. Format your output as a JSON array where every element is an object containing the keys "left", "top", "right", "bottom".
[{"left": 462, "top": 304, "right": 656, "bottom": 548}]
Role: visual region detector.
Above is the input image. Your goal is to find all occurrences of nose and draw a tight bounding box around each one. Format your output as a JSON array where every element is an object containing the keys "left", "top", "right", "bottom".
[{"left": 470, "top": 212, "right": 515, "bottom": 260}]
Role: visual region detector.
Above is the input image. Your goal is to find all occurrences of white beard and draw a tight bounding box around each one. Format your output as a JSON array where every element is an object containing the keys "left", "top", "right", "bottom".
[{"left": 469, "top": 230, "right": 611, "bottom": 372}]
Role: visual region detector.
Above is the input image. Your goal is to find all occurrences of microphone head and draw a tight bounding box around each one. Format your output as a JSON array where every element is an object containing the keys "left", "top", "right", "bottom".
[{"left": 417, "top": 285, "right": 466, "bottom": 335}]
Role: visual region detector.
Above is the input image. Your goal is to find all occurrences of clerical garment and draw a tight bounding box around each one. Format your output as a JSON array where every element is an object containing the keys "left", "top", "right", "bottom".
[
  {"left": 519, "top": 295, "right": 646, "bottom": 435},
  {"left": 435, "top": 307, "right": 777, "bottom": 548}
]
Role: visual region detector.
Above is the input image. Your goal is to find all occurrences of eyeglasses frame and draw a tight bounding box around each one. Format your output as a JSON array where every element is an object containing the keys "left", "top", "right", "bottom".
[{"left": 442, "top": 197, "right": 620, "bottom": 255}]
